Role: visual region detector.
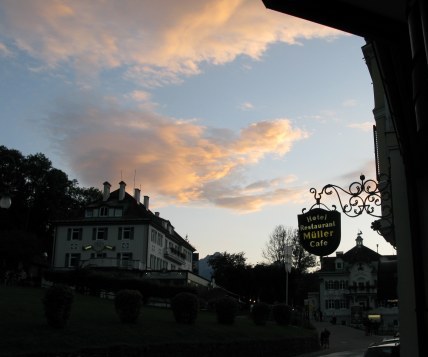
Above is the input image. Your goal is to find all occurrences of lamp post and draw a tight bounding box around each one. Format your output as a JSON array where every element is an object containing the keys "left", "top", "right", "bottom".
[{"left": 284, "top": 245, "right": 292, "bottom": 305}]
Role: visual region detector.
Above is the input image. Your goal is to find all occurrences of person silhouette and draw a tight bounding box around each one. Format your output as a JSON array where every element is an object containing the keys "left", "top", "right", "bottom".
[{"left": 320, "top": 328, "right": 330, "bottom": 348}]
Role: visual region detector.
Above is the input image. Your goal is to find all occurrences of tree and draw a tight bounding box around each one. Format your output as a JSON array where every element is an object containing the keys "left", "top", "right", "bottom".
[
  {"left": 262, "top": 225, "right": 318, "bottom": 274},
  {"left": 208, "top": 252, "right": 249, "bottom": 296},
  {"left": 0, "top": 145, "right": 102, "bottom": 269}
]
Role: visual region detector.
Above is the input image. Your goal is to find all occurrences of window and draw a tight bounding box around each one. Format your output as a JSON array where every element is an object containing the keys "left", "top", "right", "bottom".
[
  {"left": 92, "top": 227, "right": 108, "bottom": 240},
  {"left": 90, "top": 253, "right": 106, "bottom": 259},
  {"left": 66, "top": 253, "right": 81, "bottom": 267},
  {"left": 117, "top": 252, "right": 133, "bottom": 268},
  {"left": 339, "top": 280, "right": 348, "bottom": 289},
  {"left": 99, "top": 206, "right": 108, "bottom": 217},
  {"left": 336, "top": 261, "right": 343, "bottom": 270},
  {"left": 333, "top": 281, "right": 339, "bottom": 290},
  {"left": 151, "top": 230, "right": 157, "bottom": 243},
  {"left": 339, "top": 299, "right": 348, "bottom": 309},
  {"left": 85, "top": 209, "right": 93, "bottom": 217},
  {"left": 67, "top": 228, "right": 82, "bottom": 241},
  {"left": 157, "top": 233, "right": 163, "bottom": 246},
  {"left": 325, "top": 280, "right": 335, "bottom": 290},
  {"left": 118, "top": 227, "right": 134, "bottom": 240},
  {"left": 114, "top": 208, "right": 123, "bottom": 217},
  {"left": 325, "top": 299, "right": 335, "bottom": 309}
]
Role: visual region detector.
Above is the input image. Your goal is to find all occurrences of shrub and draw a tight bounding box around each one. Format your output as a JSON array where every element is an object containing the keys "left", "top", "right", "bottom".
[
  {"left": 42, "top": 284, "right": 74, "bottom": 328},
  {"left": 171, "top": 292, "right": 199, "bottom": 324},
  {"left": 215, "top": 296, "right": 239, "bottom": 325},
  {"left": 251, "top": 302, "right": 271, "bottom": 326},
  {"left": 114, "top": 289, "right": 143, "bottom": 323},
  {"left": 272, "top": 303, "right": 292, "bottom": 326}
]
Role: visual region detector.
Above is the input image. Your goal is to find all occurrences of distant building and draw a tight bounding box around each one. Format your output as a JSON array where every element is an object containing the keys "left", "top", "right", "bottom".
[
  {"left": 312, "top": 232, "right": 398, "bottom": 334},
  {"left": 51, "top": 181, "right": 209, "bottom": 287}
]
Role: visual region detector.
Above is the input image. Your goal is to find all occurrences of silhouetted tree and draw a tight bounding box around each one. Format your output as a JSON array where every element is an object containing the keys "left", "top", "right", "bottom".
[
  {"left": 0, "top": 145, "right": 102, "bottom": 270},
  {"left": 208, "top": 252, "right": 249, "bottom": 297},
  {"left": 263, "top": 225, "right": 318, "bottom": 274}
]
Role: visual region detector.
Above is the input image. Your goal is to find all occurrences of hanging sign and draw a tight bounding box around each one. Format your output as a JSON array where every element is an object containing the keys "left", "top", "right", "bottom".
[{"left": 297, "top": 208, "right": 341, "bottom": 256}]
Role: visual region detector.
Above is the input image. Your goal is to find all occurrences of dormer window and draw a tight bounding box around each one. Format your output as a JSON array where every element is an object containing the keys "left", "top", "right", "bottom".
[
  {"left": 100, "top": 206, "right": 108, "bottom": 217},
  {"left": 336, "top": 261, "right": 343, "bottom": 270}
]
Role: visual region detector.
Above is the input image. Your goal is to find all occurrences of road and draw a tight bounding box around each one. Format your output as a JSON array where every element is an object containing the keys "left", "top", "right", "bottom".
[{"left": 296, "top": 320, "right": 389, "bottom": 357}]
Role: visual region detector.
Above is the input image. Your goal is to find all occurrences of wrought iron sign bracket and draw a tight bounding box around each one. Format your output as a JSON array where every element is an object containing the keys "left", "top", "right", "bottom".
[{"left": 302, "top": 174, "right": 394, "bottom": 242}]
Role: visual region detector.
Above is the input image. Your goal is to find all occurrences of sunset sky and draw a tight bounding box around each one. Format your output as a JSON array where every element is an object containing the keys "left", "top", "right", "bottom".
[{"left": 0, "top": 0, "right": 396, "bottom": 264}]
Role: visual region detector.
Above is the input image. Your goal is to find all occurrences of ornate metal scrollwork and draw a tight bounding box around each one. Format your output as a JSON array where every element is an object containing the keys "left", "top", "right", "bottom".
[{"left": 302, "top": 174, "right": 395, "bottom": 245}]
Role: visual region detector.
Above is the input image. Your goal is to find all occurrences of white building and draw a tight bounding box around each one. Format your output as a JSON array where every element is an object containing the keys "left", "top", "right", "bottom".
[
  {"left": 317, "top": 232, "right": 398, "bottom": 334},
  {"left": 52, "top": 181, "right": 195, "bottom": 273}
]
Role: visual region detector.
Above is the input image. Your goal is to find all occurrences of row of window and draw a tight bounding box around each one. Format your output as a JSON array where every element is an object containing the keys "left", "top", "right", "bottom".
[
  {"left": 325, "top": 280, "right": 348, "bottom": 290},
  {"left": 85, "top": 206, "right": 123, "bottom": 218},
  {"left": 324, "top": 280, "right": 377, "bottom": 290},
  {"left": 67, "top": 227, "right": 134, "bottom": 241},
  {"left": 150, "top": 229, "right": 164, "bottom": 246},
  {"left": 65, "top": 252, "right": 133, "bottom": 268},
  {"left": 149, "top": 254, "right": 175, "bottom": 270},
  {"left": 325, "top": 299, "right": 349, "bottom": 309},
  {"left": 150, "top": 229, "right": 191, "bottom": 261}
]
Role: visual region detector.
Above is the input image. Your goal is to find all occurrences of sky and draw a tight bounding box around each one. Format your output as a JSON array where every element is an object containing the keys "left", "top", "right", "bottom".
[{"left": 0, "top": 0, "right": 397, "bottom": 265}]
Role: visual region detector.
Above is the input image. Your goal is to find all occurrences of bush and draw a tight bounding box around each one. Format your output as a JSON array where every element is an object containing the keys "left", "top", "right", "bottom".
[
  {"left": 171, "top": 292, "right": 199, "bottom": 324},
  {"left": 114, "top": 289, "right": 143, "bottom": 323},
  {"left": 215, "top": 296, "right": 239, "bottom": 325},
  {"left": 251, "top": 302, "right": 271, "bottom": 325},
  {"left": 42, "top": 284, "right": 74, "bottom": 328},
  {"left": 272, "top": 303, "right": 292, "bottom": 326}
]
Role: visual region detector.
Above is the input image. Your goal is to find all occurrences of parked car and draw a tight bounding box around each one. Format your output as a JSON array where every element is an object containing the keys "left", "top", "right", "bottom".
[{"left": 364, "top": 339, "right": 400, "bottom": 357}]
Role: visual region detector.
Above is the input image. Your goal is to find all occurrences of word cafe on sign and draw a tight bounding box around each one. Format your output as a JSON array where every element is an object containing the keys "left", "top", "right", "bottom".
[{"left": 297, "top": 208, "right": 341, "bottom": 256}]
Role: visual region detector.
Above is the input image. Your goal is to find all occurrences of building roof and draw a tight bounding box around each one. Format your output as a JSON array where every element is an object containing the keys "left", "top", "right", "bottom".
[
  {"left": 320, "top": 233, "right": 381, "bottom": 271},
  {"left": 343, "top": 244, "right": 380, "bottom": 264},
  {"left": 55, "top": 184, "right": 196, "bottom": 252}
]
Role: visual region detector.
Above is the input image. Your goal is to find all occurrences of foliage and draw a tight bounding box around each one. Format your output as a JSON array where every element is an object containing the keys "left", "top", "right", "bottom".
[
  {"left": 171, "top": 292, "right": 199, "bottom": 324},
  {"left": 2, "top": 286, "right": 319, "bottom": 357},
  {"left": 262, "top": 225, "right": 318, "bottom": 274},
  {"left": 114, "top": 289, "right": 143, "bottom": 323},
  {"left": 208, "top": 252, "right": 250, "bottom": 296},
  {"left": 251, "top": 302, "right": 271, "bottom": 326},
  {"left": 215, "top": 296, "right": 239, "bottom": 325},
  {"left": 0, "top": 145, "right": 102, "bottom": 268},
  {"left": 272, "top": 303, "right": 292, "bottom": 326},
  {"left": 43, "top": 268, "right": 198, "bottom": 301},
  {"left": 42, "top": 284, "right": 74, "bottom": 328}
]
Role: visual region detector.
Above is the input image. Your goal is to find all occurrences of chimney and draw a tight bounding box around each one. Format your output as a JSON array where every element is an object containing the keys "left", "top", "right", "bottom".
[
  {"left": 119, "top": 181, "right": 126, "bottom": 201},
  {"left": 134, "top": 188, "right": 141, "bottom": 203},
  {"left": 155, "top": 212, "right": 160, "bottom": 217},
  {"left": 143, "top": 195, "right": 149, "bottom": 210},
  {"left": 103, "top": 181, "right": 111, "bottom": 201}
]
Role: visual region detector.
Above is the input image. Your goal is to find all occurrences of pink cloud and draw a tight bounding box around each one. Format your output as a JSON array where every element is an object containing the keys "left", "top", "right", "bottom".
[
  {"left": 45, "top": 100, "right": 309, "bottom": 211},
  {"left": 0, "top": 0, "right": 344, "bottom": 85}
]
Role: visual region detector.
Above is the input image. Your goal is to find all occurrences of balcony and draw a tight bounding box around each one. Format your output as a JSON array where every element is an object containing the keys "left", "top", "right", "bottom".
[
  {"left": 81, "top": 258, "right": 146, "bottom": 270},
  {"left": 164, "top": 247, "right": 185, "bottom": 265}
]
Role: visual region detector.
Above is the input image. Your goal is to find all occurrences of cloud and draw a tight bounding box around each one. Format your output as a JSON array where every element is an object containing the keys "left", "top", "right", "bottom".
[
  {"left": 44, "top": 97, "right": 309, "bottom": 211},
  {"left": 342, "top": 99, "right": 357, "bottom": 107},
  {"left": 238, "top": 102, "right": 254, "bottom": 111},
  {"left": 0, "top": 42, "right": 12, "bottom": 57},
  {"left": 0, "top": 0, "right": 344, "bottom": 86},
  {"left": 348, "top": 121, "right": 373, "bottom": 132}
]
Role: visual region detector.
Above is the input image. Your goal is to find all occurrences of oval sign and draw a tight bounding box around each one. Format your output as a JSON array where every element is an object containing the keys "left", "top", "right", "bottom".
[{"left": 297, "top": 208, "right": 341, "bottom": 256}]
